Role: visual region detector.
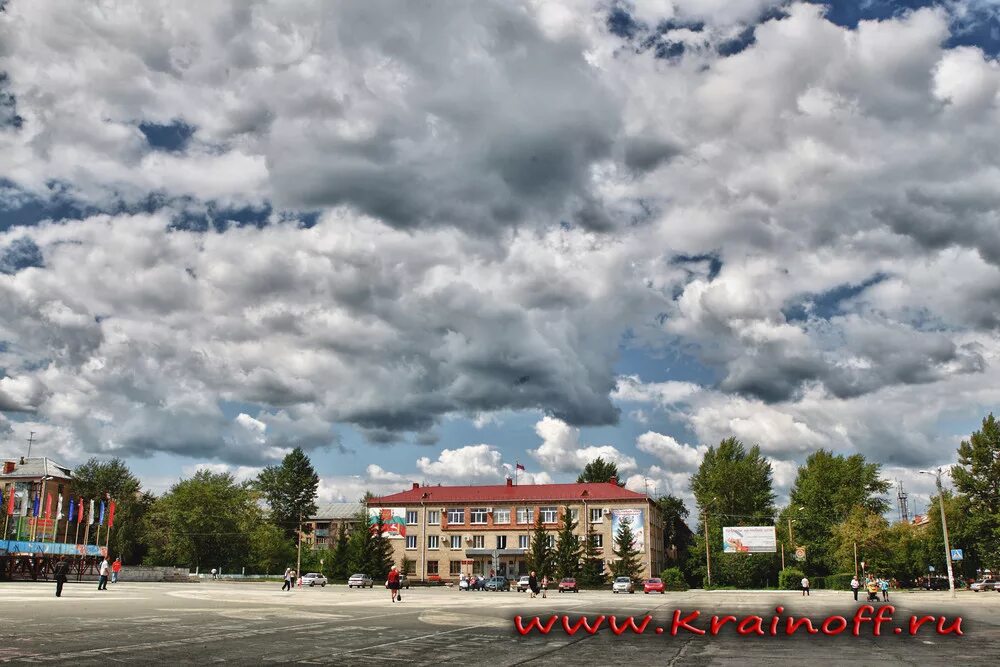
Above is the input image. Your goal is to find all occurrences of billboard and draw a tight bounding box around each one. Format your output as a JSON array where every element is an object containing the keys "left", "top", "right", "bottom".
[
  {"left": 368, "top": 507, "right": 407, "bottom": 539},
  {"left": 611, "top": 508, "right": 645, "bottom": 553},
  {"left": 722, "top": 526, "right": 777, "bottom": 553}
]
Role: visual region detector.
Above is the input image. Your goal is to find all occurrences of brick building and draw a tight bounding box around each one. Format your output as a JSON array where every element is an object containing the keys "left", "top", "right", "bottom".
[
  {"left": 1, "top": 457, "right": 74, "bottom": 542},
  {"left": 369, "top": 478, "right": 664, "bottom": 581},
  {"left": 304, "top": 502, "right": 364, "bottom": 549}
]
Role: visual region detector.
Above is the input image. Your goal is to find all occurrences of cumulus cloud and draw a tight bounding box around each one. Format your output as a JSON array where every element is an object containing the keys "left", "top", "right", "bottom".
[
  {"left": 529, "top": 416, "right": 637, "bottom": 475},
  {"left": 635, "top": 431, "right": 707, "bottom": 471}
]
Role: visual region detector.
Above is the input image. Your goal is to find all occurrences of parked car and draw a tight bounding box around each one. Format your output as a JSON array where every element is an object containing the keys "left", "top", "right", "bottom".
[
  {"left": 398, "top": 574, "right": 410, "bottom": 590},
  {"left": 484, "top": 576, "right": 511, "bottom": 592},
  {"left": 558, "top": 577, "right": 578, "bottom": 593},
  {"left": 516, "top": 575, "right": 531, "bottom": 592},
  {"left": 300, "top": 572, "right": 327, "bottom": 587},
  {"left": 348, "top": 573, "right": 374, "bottom": 588},
  {"left": 922, "top": 577, "right": 953, "bottom": 591},
  {"left": 970, "top": 579, "right": 997, "bottom": 592},
  {"left": 612, "top": 576, "right": 635, "bottom": 594},
  {"left": 643, "top": 577, "right": 665, "bottom": 594}
]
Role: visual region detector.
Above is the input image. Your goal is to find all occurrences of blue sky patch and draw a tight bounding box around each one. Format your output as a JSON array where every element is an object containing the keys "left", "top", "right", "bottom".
[
  {"left": 0, "top": 237, "right": 44, "bottom": 274},
  {"left": 784, "top": 272, "right": 890, "bottom": 322},
  {"left": 139, "top": 120, "right": 195, "bottom": 152}
]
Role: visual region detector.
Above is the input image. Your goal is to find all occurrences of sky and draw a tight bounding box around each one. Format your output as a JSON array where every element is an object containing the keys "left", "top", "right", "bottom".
[{"left": 2, "top": 0, "right": 1000, "bottom": 519}]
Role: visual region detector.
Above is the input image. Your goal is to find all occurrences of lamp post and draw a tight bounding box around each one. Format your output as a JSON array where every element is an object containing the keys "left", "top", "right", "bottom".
[
  {"left": 920, "top": 468, "right": 957, "bottom": 599},
  {"left": 296, "top": 511, "right": 303, "bottom": 582}
]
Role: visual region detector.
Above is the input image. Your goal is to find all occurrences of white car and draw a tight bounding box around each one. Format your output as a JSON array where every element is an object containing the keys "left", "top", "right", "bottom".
[
  {"left": 300, "top": 573, "right": 327, "bottom": 587},
  {"left": 970, "top": 579, "right": 997, "bottom": 592},
  {"left": 348, "top": 573, "right": 374, "bottom": 588},
  {"left": 516, "top": 575, "right": 531, "bottom": 592},
  {"left": 612, "top": 576, "right": 635, "bottom": 594}
]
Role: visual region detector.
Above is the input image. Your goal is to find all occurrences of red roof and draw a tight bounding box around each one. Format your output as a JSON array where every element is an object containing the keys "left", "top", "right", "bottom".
[{"left": 371, "top": 481, "right": 648, "bottom": 505}]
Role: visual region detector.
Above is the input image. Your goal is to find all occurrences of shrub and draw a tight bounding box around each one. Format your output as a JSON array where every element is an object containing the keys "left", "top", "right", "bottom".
[
  {"left": 778, "top": 567, "right": 806, "bottom": 590},
  {"left": 659, "top": 567, "right": 689, "bottom": 591},
  {"left": 825, "top": 573, "right": 856, "bottom": 590}
]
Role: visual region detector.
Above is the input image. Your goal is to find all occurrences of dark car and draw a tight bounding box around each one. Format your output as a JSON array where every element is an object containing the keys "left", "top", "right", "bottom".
[
  {"left": 558, "top": 577, "right": 578, "bottom": 593},
  {"left": 484, "top": 576, "right": 510, "bottom": 592},
  {"left": 922, "top": 577, "right": 953, "bottom": 591}
]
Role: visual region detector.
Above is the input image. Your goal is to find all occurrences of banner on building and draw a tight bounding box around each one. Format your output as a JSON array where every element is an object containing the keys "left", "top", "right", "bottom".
[
  {"left": 368, "top": 507, "right": 407, "bottom": 539},
  {"left": 611, "top": 508, "right": 645, "bottom": 553},
  {"left": 722, "top": 526, "right": 777, "bottom": 553}
]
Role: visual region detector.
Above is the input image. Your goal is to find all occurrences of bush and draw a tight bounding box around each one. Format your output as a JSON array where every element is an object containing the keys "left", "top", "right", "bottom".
[
  {"left": 825, "top": 573, "right": 856, "bottom": 590},
  {"left": 778, "top": 567, "right": 806, "bottom": 590},
  {"left": 659, "top": 567, "right": 689, "bottom": 591}
]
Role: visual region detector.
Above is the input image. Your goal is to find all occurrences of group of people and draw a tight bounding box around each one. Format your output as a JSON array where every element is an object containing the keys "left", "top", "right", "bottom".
[
  {"left": 527, "top": 571, "right": 548, "bottom": 598},
  {"left": 281, "top": 568, "right": 297, "bottom": 590},
  {"left": 850, "top": 575, "right": 890, "bottom": 602},
  {"left": 51, "top": 555, "right": 122, "bottom": 597}
]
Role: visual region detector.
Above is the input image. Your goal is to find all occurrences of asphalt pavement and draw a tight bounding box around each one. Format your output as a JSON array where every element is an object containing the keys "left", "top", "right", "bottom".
[{"left": 1, "top": 581, "right": 997, "bottom": 665}]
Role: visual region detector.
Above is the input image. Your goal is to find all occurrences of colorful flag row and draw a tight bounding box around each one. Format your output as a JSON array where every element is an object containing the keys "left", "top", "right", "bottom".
[{"left": 1, "top": 487, "right": 116, "bottom": 528}]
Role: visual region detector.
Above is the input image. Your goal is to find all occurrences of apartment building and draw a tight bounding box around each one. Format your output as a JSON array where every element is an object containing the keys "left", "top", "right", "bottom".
[
  {"left": 304, "top": 502, "right": 364, "bottom": 549},
  {"left": 369, "top": 478, "right": 664, "bottom": 581}
]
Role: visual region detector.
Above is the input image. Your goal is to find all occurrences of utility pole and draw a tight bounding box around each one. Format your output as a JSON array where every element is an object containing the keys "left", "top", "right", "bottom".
[
  {"left": 26, "top": 431, "right": 35, "bottom": 458},
  {"left": 296, "top": 511, "right": 303, "bottom": 581},
  {"left": 703, "top": 508, "right": 712, "bottom": 588},
  {"left": 853, "top": 541, "right": 859, "bottom": 579},
  {"left": 787, "top": 517, "right": 795, "bottom": 549},
  {"left": 921, "top": 468, "right": 956, "bottom": 599}
]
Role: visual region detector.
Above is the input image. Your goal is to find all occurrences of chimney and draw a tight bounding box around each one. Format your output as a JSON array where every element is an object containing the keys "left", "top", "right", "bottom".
[
  {"left": 2, "top": 461, "right": 14, "bottom": 474},
  {"left": 412, "top": 482, "right": 420, "bottom": 490},
  {"left": 506, "top": 478, "right": 513, "bottom": 487},
  {"left": 609, "top": 476, "right": 618, "bottom": 486}
]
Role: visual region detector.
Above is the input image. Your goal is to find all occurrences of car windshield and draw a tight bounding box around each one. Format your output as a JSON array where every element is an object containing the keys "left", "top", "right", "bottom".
[
  {"left": 616, "top": 577, "right": 630, "bottom": 582},
  {"left": 350, "top": 574, "right": 365, "bottom": 578},
  {"left": 647, "top": 578, "right": 661, "bottom": 583},
  {"left": 305, "top": 573, "right": 319, "bottom": 577},
  {"left": 562, "top": 578, "right": 575, "bottom": 582}
]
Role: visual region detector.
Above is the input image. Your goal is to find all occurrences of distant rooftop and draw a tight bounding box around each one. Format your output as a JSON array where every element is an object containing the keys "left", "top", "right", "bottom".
[
  {"left": 310, "top": 502, "right": 365, "bottom": 520},
  {"left": 371, "top": 479, "right": 648, "bottom": 505},
  {"left": 1, "top": 456, "right": 73, "bottom": 480}
]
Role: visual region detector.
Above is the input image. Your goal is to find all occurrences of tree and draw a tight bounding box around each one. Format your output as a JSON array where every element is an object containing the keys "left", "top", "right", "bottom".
[
  {"left": 577, "top": 457, "right": 625, "bottom": 486},
  {"left": 371, "top": 512, "right": 395, "bottom": 580},
  {"left": 525, "top": 516, "right": 553, "bottom": 577},
  {"left": 609, "top": 516, "right": 643, "bottom": 580},
  {"left": 689, "top": 437, "right": 777, "bottom": 588},
  {"left": 951, "top": 413, "right": 1000, "bottom": 570},
  {"left": 578, "top": 520, "right": 606, "bottom": 586},
  {"left": 329, "top": 522, "right": 351, "bottom": 581},
  {"left": 255, "top": 448, "right": 320, "bottom": 540},
  {"left": 552, "top": 507, "right": 583, "bottom": 579},
  {"left": 71, "top": 457, "right": 149, "bottom": 563},
  {"left": 246, "top": 519, "right": 296, "bottom": 575},
  {"left": 778, "top": 450, "right": 891, "bottom": 576},
  {"left": 829, "top": 506, "right": 891, "bottom": 575},
  {"left": 656, "top": 495, "right": 694, "bottom": 567},
  {"left": 347, "top": 506, "right": 376, "bottom": 576}
]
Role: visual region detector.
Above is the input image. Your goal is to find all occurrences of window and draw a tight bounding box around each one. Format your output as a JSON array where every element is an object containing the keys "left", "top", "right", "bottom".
[
  {"left": 493, "top": 509, "right": 510, "bottom": 524},
  {"left": 427, "top": 560, "right": 439, "bottom": 575},
  {"left": 518, "top": 535, "right": 529, "bottom": 549},
  {"left": 406, "top": 535, "right": 417, "bottom": 549},
  {"left": 450, "top": 560, "right": 462, "bottom": 576},
  {"left": 470, "top": 508, "right": 488, "bottom": 524},
  {"left": 570, "top": 508, "right": 580, "bottom": 523},
  {"left": 405, "top": 560, "right": 416, "bottom": 575},
  {"left": 516, "top": 507, "right": 534, "bottom": 524},
  {"left": 428, "top": 535, "right": 439, "bottom": 550},
  {"left": 590, "top": 534, "right": 603, "bottom": 549},
  {"left": 590, "top": 508, "right": 604, "bottom": 523},
  {"left": 427, "top": 510, "right": 440, "bottom": 525},
  {"left": 496, "top": 535, "right": 507, "bottom": 550},
  {"left": 545, "top": 535, "right": 555, "bottom": 548},
  {"left": 447, "top": 509, "right": 465, "bottom": 524},
  {"left": 472, "top": 535, "right": 485, "bottom": 548},
  {"left": 450, "top": 535, "right": 462, "bottom": 550},
  {"left": 540, "top": 506, "right": 557, "bottom": 523},
  {"left": 406, "top": 510, "right": 418, "bottom": 525}
]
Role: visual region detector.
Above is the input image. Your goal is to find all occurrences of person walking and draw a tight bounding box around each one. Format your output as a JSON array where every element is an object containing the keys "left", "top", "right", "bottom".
[
  {"left": 290, "top": 569, "right": 297, "bottom": 588},
  {"left": 53, "top": 557, "right": 70, "bottom": 598},
  {"left": 211, "top": 568, "right": 217, "bottom": 580},
  {"left": 388, "top": 565, "right": 402, "bottom": 603},
  {"left": 800, "top": 576, "right": 810, "bottom": 597},
  {"left": 880, "top": 577, "right": 889, "bottom": 601},
  {"left": 97, "top": 557, "right": 110, "bottom": 590},
  {"left": 528, "top": 571, "right": 538, "bottom": 598},
  {"left": 850, "top": 576, "right": 860, "bottom": 602},
  {"left": 282, "top": 567, "right": 292, "bottom": 591},
  {"left": 111, "top": 557, "right": 122, "bottom": 584},
  {"left": 541, "top": 575, "right": 548, "bottom": 599}
]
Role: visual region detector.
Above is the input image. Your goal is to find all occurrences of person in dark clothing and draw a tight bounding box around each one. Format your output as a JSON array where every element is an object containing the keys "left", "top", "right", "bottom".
[
  {"left": 53, "top": 557, "right": 70, "bottom": 597},
  {"left": 528, "top": 571, "right": 539, "bottom": 598}
]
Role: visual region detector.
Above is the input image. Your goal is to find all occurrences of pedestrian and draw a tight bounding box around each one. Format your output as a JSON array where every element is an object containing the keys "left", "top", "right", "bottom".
[
  {"left": 282, "top": 567, "right": 292, "bottom": 591},
  {"left": 850, "top": 576, "right": 860, "bottom": 602},
  {"left": 98, "top": 557, "right": 110, "bottom": 590},
  {"left": 388, "top": 565, "right": 402, "bottom": 603},
  {"left": 528, "top": 571, "right": 538, "bottom": 598},
  {"left": 290, "top": 569, "right": 297, "bottom": 588},
  {"left": 880, "top": 577, "right": 889, "bottom": 601},
  {"left": 211, "top": 568, "right": 217, "bottom": 580},
  {"left": 800, "top": 576, "right": 809, "bottom": 597},
  {"left": 53, "top": 556, "right": 70, "bottom": 598},
  {"left": 541, "top": 575, "right": 548, "bottom": 599},
  {"left": 112, "top": 557, "right": 122, "bottom": 584}
]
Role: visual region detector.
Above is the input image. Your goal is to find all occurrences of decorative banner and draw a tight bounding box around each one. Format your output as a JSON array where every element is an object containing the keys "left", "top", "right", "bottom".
[
  {"left": 68, "top": 498, "right": 76, "bottom": 523},
  {"left": 611, "top": 508, "right": 645, "bottom": 553},
  {"left": 722, "top": 526, "right": 777, "bottom": 553},
  {"left": 108, "top": 500, "right": 117, "bottom": 528},
  {"left": 57, "top": 494, "right": 64, "bottom": 520},
  {"left": 368, "top": 507, "right": 407, "bottom": 539}
]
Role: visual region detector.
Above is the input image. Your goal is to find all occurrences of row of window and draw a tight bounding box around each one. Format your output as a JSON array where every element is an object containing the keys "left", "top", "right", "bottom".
[
  {"left": 404, "top": 533, "right": 604, "bottom": 550},
  {"left": 404, "top": 508, "right": 608, "bottom": 525}
]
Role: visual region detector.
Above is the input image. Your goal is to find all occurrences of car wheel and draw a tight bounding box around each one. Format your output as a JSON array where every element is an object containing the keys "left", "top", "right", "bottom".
[
  {"left": 630, "top": 590, "right": 634, "bottom": 594},
  {"left": 322, "top": 583, "right": 326, "bottom": 587},
  {"left": 661, "top": 591, "right": 664, "bottom": 594}
]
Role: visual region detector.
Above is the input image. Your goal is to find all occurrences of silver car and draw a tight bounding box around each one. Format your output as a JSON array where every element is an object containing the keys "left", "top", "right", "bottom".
[
  {"left": 348, "top": 573, "right": 374, "bottom": 588},
  {"left": 300, "top": 572, "right": 327, "bottom": 587},
  {"left": 612, "top": 576, "right": 635, "bottom": 594},
  {"left": 970, "top": 579, "right": 997, "bottom": 592}
]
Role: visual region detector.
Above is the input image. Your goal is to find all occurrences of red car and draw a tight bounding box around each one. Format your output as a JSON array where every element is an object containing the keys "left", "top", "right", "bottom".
[
  {"left": 643, "top": 577, "right": 665, "bottom": 594},
  {"left": 558, "top": 577, "right": 578, "bottom": 593}
]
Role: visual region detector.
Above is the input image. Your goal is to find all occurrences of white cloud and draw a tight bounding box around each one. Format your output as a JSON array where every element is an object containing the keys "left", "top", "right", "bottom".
[
  {"left": 635, "top": 431, "right": 706, "bottom": 471},
  {"left": 529, "top": 416, "right": 637, "bottom": 475}
]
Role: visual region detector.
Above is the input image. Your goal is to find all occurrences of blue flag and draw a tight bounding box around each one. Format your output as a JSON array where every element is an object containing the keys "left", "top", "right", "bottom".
[
  {"left": 68, "top": 498, "right": 76, "bottom": 523},
  {"left": 32, "top": 495, "right": 40, "bottom": 517},
  {"left": 99, "top": 500, "right": 106, "bottom": 525}
]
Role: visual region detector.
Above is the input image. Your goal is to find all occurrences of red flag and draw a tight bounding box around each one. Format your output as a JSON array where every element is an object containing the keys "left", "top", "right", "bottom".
[
  {"left": 6, "top": 485, "right": 13, "bottom": 516},
  {"left": 45, "top": 493, "right": 52, "bottom": 520},
  {"left": 77, "top": 497, "right": 84, "bottom": 523},
  {"left": 107, "top": 500, "right": 116, "bottom": 528}
]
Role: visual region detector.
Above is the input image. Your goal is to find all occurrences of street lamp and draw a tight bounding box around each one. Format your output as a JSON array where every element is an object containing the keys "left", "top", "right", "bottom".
[{"left": 920, "top": 469, "right": 957, "bottom": 599}]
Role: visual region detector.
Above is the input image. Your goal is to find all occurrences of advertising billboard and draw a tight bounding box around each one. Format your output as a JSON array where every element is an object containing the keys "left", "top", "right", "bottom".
[
  {"left": 368, "top": 507, "right": 407, "bottom": 539},
  {"left": 722, "top": 526, "right": 777, "bottom": 553},
  {"left": 610, "top": 508, "right": 645, "bottom": 553}
]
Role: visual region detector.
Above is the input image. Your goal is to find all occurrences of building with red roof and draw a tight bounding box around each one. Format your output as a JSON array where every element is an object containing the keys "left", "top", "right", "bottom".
[{"left": 366, "top": 477, "right": 664, "bottom": 582}]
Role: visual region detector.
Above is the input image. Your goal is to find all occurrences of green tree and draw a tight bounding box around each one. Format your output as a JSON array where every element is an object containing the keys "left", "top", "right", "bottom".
[
  {"left": 689, "top": 437, "right": 777, "bottom": 588},
  {"left": 255, "top": 448, "right": 320, "bottom": 540},
  {"left": 609, "top": 516, "right": 643, "bottom": 580},
  {"left": 552, "top": 507, "right": 582, "bottom": 579},
  {"left": 347, "top": 506, "right": 376, "bottom": 576},
  {"left": 951, "top": 413, "right": 1000, "bottom": 570},
  {"left": 829, "top": 506, "right": 891, "bottom": 575},
  {"left": 71, "top": 457, "right": 150, "bottom": 563},
  {"left": 370, "top": 512, "right": 395, "bottom": 580},
  {"left": 329, "top": 522, "right": 351, "bottom": 581},
  {"left": 525, "top": 516, "right": 553, "bottom": 577},
  {"left": 245, "top": 519, "right": 296, "bottom": 575},
  {"left": 577, "top": 457, "right": 625, "bottom": 486},
  {"left": 923, "top": 490, "right": 981, "bottom": 581},
  {"left": 778, "top": 450, "right": 891, "bottom": 576},
  {"left": 656, "top": 495, "right": 694, "bottom": 567},
  {"left": 578, "top": 520, "right": 606, "bottom": 586}
]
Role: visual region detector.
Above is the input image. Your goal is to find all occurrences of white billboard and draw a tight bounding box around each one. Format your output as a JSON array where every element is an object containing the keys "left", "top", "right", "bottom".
[
  {"left": 611, "top": 508, "right": 645, "bottom": 553},
  {"left": 722, "top": 526, "right": 776, "bottom": 553}
]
